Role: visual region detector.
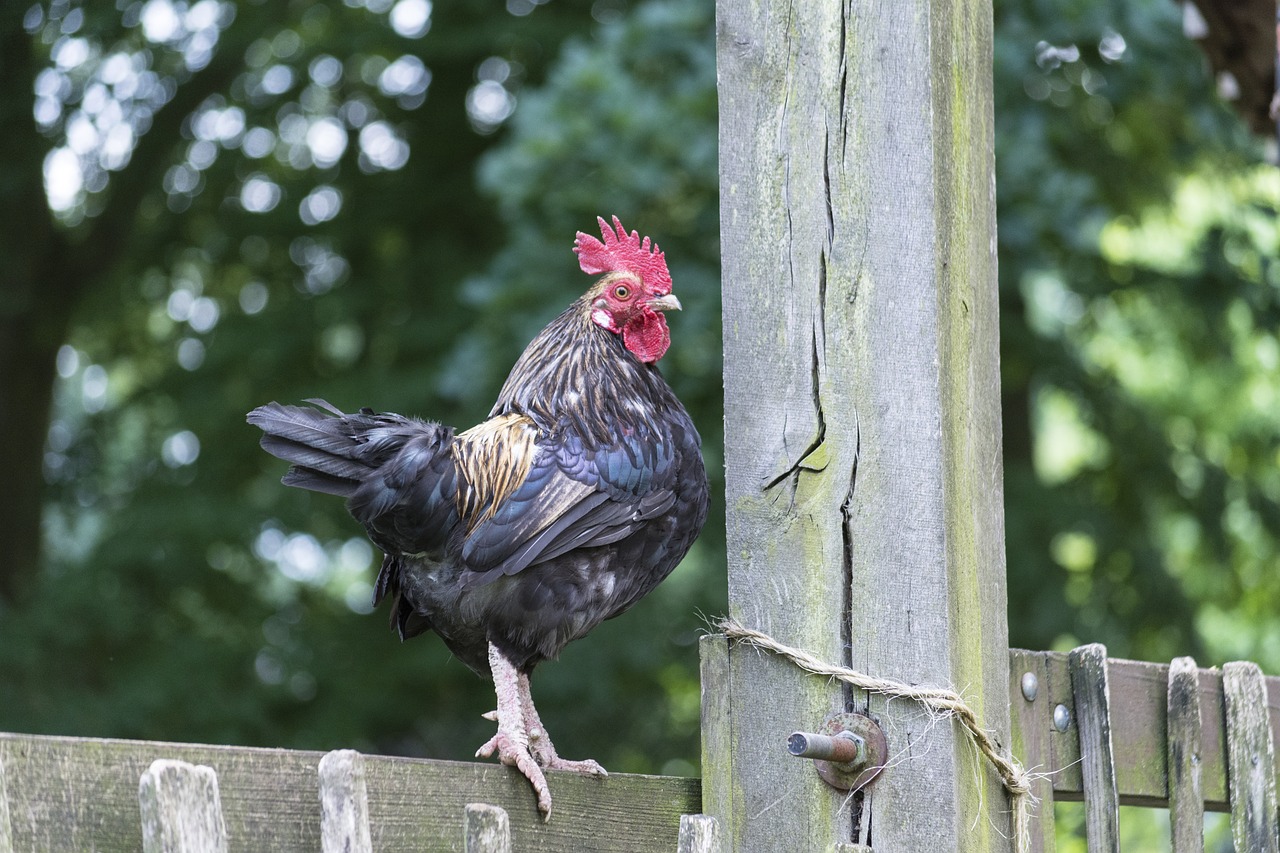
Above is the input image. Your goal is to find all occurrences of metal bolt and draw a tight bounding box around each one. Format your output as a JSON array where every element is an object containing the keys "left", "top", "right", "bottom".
[
  {"left": 788, "top": 712, "right": 888, "bottom": 792},
  {"left": 1020, "top": 672, "right": 1039, "bottom": 702},
  {"left": 788, "top": 731, "right": 866, "bottom": 766},
  {"left": 1053, "top": 704, "right": 1071, "bottom": 732}
]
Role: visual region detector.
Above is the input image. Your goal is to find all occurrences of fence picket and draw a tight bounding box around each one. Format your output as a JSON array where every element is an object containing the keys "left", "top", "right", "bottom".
[
  {"left": 676, "top": 814, "right": 720, "bottom": 853},
  {"left": 1068, "top": 643, "right": 1120, "bottom": 853},
  {"left": 0, "top": 753, "right": 11, "bottom": 853},
  {"left": 464, "top": 803, "right": 511, "bottom": 853},
  {"left": 138, "top": 759, "right": 228, "bottom": 853},
  {"left": 318, "top": 749, "right": 372, "bottom": 853},
  {"left": 1166, "top": 656, "right": 1204, "bottom": 853},
  {"left": 1223, "top": 661, "right": 1279, "bottom": 853}
]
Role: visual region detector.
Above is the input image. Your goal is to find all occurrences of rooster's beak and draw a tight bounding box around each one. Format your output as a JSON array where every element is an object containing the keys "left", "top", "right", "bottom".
[{"left": 647, "top": 293, "right": 682, "bottom": 312}]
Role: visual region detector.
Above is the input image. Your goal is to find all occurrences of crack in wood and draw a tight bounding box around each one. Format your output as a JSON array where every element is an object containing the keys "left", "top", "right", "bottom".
[{"left": 761, "top": 326, "right": 827, "bottom": 500}]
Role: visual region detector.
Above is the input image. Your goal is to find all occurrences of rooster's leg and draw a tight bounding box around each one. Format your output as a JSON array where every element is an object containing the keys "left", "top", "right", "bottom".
[
  {"left": 475, "top": 643, "right": 553, "bottom": 818},
  {"left": 517, "top": 671, "right": 607, "bottom": 777}
]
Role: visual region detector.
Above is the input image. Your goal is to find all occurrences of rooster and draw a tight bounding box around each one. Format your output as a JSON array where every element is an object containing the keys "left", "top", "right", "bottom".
[{"left": 247, "top": 216, "right": 708, "bottom": 817}]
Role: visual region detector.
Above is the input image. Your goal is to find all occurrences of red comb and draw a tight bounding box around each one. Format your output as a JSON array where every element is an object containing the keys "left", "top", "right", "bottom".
[{"left": 573, "top": 216, "right": 672, "bottom": 294}]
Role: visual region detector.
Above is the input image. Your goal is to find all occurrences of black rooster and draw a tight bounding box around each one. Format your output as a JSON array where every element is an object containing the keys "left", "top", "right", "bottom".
[{"left": 247, "top": 217, "right": 708, "bottom": 817}]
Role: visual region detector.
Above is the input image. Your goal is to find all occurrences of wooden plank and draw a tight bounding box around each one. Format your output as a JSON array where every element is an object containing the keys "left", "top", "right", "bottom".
[
  {"left": 1067, "top": 644, "right": 1120, "bottom": 853},
  {"left": 714, "top": 0, "right": 1008, "bottom": 847},
  {"left": 0, "top": 732, "right": 698, "bottom": 852},
  {"left": 1008, "top": 649, "right": 1058, "bottom": 853},
  {"left": 318, "top": 749, "right": 372, "bottom": 853},
  {"left": 137, "top": 759, "right": 229, "bottom": 853},
  {"left": 1166, "top": 656, "right": 1204, "bottom": 853},
  {"left": 698, "top": 635, "right": 733, "bottom": 834},
  {"left": 464, "top": 803, "right": 511, "bottom": 853},
  {"left": 0, "top": 752, "right": 13, "bottom": 853},
  {"left": 676, "top": 814, "right": 720, "bottom": 853},
  {"left": 1223, "top": 661, "right": 1279, "bottom": 853}
]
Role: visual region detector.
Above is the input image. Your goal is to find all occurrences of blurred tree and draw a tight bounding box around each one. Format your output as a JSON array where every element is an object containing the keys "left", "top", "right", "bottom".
[
  {"left": 0, "top": 0, "right": 1275, "bottom": 791},
  {"left": 992, "top": 0, "right": 1277, "bottom": 667},
  {"left": 0, "top": 0, "right": 721, "bottom": 775}
]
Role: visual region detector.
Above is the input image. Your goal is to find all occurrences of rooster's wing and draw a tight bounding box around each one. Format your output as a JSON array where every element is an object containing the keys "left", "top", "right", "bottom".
[{"left": 455, "top": 419, "right": 677, "bottom": 587}]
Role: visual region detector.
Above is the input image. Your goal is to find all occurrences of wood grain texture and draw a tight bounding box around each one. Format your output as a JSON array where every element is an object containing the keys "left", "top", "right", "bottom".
[
  {"left": 0, "top": 754, "right": 14, "bottom": 853},
  {"left": 715, "top": 0, "right": 1008, "bottom": 847},
  {"left": 676, "top": 814, "right": 721, "bottom": 853},
  {"left": 138, "top": 759, "right": 228, "bottom": 853},
  {"left": 318, "top": 749, "right": 372, "bottom": 853},
  {"left": 464, "top": 803, "right": 511, "bottom": 853},
  {"left": 0, "top": 733, "right": 698, "bottom": 852},
  {"left": 1007, "top": 650, "right": 1058, "bottom": 853},
  {"left": 1166, "top": 656, "right": 1204, "bottom": 853},
  {"left": 1010, "top": 650, "right": 1280, "bottom": 811},
  {"left": 1223, "top": 661, "right": 1279, "bottom": 853},
  {"left": 1067, "top": 644, "right": 1119, "bottom": 853},
  {"left": 698, "top": 634, "right": 733, "bottom": 830}
]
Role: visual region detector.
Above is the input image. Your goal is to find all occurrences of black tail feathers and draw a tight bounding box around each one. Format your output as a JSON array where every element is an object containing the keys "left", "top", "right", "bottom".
[{"left": 247, "top": 400, "right": 425, "bottom": 499}]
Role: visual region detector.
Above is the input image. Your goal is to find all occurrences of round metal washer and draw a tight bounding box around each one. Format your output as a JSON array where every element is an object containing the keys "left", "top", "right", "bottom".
[{"left": 813, "top": 712, "right": 888, "bottom": 792}]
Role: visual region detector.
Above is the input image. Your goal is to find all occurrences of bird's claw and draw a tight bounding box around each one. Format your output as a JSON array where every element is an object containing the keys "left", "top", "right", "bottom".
[
  {"left": 540, "top": 755, "right": 608, "bottom": 777},
  {"left": 476, "top": 732, "right": 553, "bottom": 820}
]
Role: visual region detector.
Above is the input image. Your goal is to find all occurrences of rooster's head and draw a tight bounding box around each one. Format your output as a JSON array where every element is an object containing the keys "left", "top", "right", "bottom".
[{"left": 574, "top": 216, "right": 680, "bottom": 364}]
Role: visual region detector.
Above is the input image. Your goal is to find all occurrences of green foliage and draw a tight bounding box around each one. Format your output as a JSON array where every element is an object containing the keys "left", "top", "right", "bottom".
[{"left": 0, "top": 0, "right": 1275, "bottom": 798}]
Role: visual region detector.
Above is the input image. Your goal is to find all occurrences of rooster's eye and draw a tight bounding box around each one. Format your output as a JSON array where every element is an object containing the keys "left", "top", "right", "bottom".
[{"left": 613, "top": 285, "right": 631, "bottom": 300}]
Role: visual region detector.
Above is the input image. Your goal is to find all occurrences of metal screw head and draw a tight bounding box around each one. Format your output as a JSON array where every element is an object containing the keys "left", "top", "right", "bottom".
[
  {"left": 1053, "top": 704, "right": 1071, "bottom": 732},
  {"left": 1020, "top": 672, "right": 1039, "bottom": 702}
]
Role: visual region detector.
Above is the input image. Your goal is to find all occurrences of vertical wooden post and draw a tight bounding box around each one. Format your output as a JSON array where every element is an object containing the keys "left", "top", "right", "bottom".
[
  {"left": 1166, "top": 656, "right": 1204, "bottom": 853},
  {"left": 463, "top": 803, "right": 511, "bottom": 853},
  {"left": 318, "top": 749, "right": 373, "bottom": 853},
  {"left": 0, "top": 753, "right": 12, "bottom": 853},
  {"left": 711, "top": 0, "right": 1009, "bottom": 848},
  {"left": 137, "top": 759, "right": 228, "bottom": 853}
]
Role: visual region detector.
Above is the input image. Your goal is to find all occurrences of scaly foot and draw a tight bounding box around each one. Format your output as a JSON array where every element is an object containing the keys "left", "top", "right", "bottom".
[
  {"left": 527, "top": 726, "right": 607, "bottom": 776},
  {"left": 475, "top": 730, "right": 552, "bottom": 818}
]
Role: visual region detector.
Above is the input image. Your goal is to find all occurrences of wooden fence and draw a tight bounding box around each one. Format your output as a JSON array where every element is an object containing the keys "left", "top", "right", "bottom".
[
  {"left": 5, "top": 644, "right": 1280, "bottom": 850},
  {"left": 0, "top": 732, "right": 704, "bottom": 852}
]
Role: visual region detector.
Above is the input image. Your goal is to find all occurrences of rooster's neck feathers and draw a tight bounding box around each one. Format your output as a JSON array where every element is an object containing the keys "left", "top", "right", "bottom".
[{"left": 490, "top": 294, "right": 678, "bottom": 447}]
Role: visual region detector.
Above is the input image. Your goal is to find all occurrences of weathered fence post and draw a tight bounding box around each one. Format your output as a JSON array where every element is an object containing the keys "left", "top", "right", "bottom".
[
  {"left": 709, "top": 0, "right": 1009, "bottom": 848},
  {"left": 138, "top": 759, "right": 228, "bottom": 853},
  {"left": 463, "top": 803, "right": 511, "bottom": 853},
  {"left": 677, "top": 814, "right": 721, "bottom": 853},
  {"left": 318, "top": 749, "right": 373, "bottom": 853},
  {"left": 0, "top": 753, "right": 12, "bottom": 853}
]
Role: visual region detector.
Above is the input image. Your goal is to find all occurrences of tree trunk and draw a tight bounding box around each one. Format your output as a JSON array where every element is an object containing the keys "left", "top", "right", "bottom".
[
  {"left": 0, "top": 11, "right": 249, "bottom": 601},
  {"left": 0, "top": 20, "right": 69, "bottom": 601}
]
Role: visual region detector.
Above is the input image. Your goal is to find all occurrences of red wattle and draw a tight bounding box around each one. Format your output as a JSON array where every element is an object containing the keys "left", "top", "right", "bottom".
[{"left": 622, "top": 310, "right": 670, "bottom": 363}]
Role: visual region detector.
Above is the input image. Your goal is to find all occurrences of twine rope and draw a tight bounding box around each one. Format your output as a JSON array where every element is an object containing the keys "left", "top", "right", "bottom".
[{"left": 717, "top": 617, "right": 1034, "bottom": 852}]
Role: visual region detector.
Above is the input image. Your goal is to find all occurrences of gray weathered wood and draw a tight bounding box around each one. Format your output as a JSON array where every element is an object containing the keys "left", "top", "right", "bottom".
[
  {"left": 714, "top": 0, "right": 1009, "bottom": 847},
  {"left": 697, "top": 634, "right": 733, "bottom": 835},
  {"left": 138, "top": 759, "right": 228, "bottom": 853},
  {"left": 676, "top": 814, "right": 720, "bottom": 853},
  {"left": 464, "top": 803, "right": 511, "bottom": 853},
  {"left": 318, "top": 749, "right": 372, "bottom": 853},
  {"left": 0, "top": 753, "right": 12, "bottom": 853},
  {"left": 1009, "top": 649, "right": 1280, "bottom": 811},
  {"left": 1166, "top": 656, "right": 1204, "bottom": 853},
  {"left": 0, "top": 732, "right": 698, "bottom": 852},
  {"left": 1223, "top": 660, "right": 1279, "bottom": 853},
  {"left": 1007, "top": 650, "right": 1059, "bottom": 853},
  {"left": 1067, "top": 644, "right": 1119, "bottom": 853}
]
